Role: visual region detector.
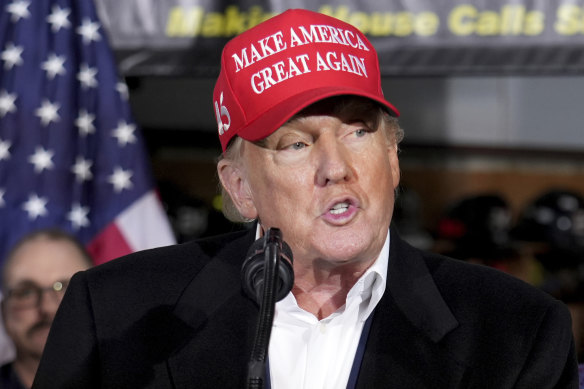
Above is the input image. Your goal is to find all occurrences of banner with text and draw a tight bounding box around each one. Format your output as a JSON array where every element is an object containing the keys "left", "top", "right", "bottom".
[{"left": 95, "top": 0, "right": 584, "bottom": 76}]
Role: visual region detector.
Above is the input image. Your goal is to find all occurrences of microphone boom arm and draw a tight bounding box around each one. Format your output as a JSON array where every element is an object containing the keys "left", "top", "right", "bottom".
[{"left": 245, "top": 228, "right": 293, "bottom": 389}]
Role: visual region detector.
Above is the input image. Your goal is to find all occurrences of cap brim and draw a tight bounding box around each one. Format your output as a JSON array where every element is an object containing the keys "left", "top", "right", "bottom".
[{"left": 236, "top": 86, "right": 400, "bottom": 143}]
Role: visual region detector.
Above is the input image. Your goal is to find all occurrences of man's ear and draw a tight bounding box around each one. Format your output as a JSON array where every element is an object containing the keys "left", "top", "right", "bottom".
[
  {"left": 217, "top": 159, "right": 258, "bottom": 220},
  {"left": 388, "top": 142, "right": 401, "bottom": 189}
]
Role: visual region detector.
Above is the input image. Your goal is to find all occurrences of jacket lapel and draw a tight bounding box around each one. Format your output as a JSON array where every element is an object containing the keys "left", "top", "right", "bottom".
[
  {"left": 166, "top": 229, "right": 260, "bottom": 389},
  {"left": 165, "top": 228, "right": 463, "bottom": 388},
  {"left": 358, "top": 229, "right": 461, "bottom": 388}
]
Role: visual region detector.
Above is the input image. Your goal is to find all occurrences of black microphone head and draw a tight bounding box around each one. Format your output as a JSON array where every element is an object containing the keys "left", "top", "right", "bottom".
[{"left": 241, "top": 228, "right": 294, "bottom": 304}]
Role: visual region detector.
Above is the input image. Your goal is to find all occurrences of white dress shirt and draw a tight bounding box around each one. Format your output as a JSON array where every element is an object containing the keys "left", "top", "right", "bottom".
[{"left": 268, "top": 231, "right": 389, "bottom": 389}]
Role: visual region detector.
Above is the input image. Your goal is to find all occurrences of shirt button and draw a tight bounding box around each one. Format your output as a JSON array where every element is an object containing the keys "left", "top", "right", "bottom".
[{"left": 319, "top": 323, "right": 327, "bottom": 334}]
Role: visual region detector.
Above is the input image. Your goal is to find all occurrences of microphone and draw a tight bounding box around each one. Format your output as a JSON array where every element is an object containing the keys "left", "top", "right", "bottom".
[
  {"left": 242, "top": 228, "right": 294, "bottom": 388},
  {"left": 241, "top": 228, "right": 294, "bottom": 304}
]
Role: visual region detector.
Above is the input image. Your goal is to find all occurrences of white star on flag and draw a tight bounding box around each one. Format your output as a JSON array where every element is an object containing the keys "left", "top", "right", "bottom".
[
  {"left": 1, "top": 43, "right": 24, "bottom": 70},
  {"left": 77, "top": 63, "right": 98, "bottom": 89},
  {"left": 0, "top": 90, "right": 17, "bottom": 117},
  {"left": 71, "top": 156, "right": 93, "bottom": 182},
  {"left": 75, "top": 109, "right": 96, "bottom": 136},
  {"left": 0, "top": 138, "right": 11, "bottom": 161},
  {"left": 108, "top": 166, "right": 133, "bottom": 193},
  {"left": 35, "top": 99, "right": 60, "bottom": 126},
  {"left": 0, "top": 189, "right": 5, "bottom": 207},
  {"left": 76, "top": 18, "right": 101, "bottom": 44},
  {"left": 46, "top": 5, "right": 71, "bottom": 32},
  {"left": 41, "top": 53, "right": 66, "bottom": 79},
  {"left": 29, "top": 146, "right": 55, "bottom": 173},
  {"left": 116, "top": 82, "right": 129, "bottom": 101},
  {"left": 22, "top": 193, "right": 48, "bottom": 220},
  {"left": 112, "top": 120, "right": 137, "bottom": 147},
  {"left": 67, "top": 203, "right": 90, "bottom": 230},
  {"left": 6, "top": 0, "right": 30, "bottom": 22}
]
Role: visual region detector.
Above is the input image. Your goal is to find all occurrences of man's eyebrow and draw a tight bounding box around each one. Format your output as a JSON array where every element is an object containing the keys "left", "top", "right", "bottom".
[
  {"left": 9, "top": 278, "right": 69, "bottom": 287},
  {"left": 253, "top": 138, "right": 268, "bottom": 148},
  {"left": 5, "top": 279, "right": 38, "bottom": 289}
]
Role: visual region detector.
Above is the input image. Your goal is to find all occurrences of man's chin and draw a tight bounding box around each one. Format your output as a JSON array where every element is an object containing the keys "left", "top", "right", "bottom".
[{"left": 27, "top": 326, "right": 51, "bottom": 351}]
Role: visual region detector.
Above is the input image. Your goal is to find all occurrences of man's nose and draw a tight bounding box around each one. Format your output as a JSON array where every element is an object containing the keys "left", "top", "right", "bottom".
[
  {"left": 37, "top": 289, "right": 61, "bottom": 316},
  {"left": 314, "top": 135, "right": 353, "bottom": 186}
]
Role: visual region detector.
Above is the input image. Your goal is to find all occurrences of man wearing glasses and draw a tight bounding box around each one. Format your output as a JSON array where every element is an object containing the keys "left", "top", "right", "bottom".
[{"left": 1, "top": 229, "right": 92, "bottom": 389}]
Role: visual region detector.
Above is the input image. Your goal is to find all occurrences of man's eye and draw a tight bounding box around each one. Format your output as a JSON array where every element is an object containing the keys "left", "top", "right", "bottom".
[
  {"left": 354, "top": 128, "right": 368, "bottom": 137},
  {"left": 12, "top": 288, "right": 36, "bottom": 299},
  {"left": 286, "top": 141, "right": 307, "bottom": 150}
]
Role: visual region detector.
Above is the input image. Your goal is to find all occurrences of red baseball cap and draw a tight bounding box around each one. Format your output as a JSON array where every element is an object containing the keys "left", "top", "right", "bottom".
[{"left": 213, "top": 9, "right": 400, "bottom": 152}]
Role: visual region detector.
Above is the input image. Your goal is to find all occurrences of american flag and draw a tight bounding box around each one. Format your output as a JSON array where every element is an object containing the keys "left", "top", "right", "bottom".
[{"left": 0, "top": 0, "right": 176, "bottom": 269}]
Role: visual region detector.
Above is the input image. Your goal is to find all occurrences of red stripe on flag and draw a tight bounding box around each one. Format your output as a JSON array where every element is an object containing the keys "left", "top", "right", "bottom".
[{"left": 87, "top": 222, "right": 133, "bottom": 265}]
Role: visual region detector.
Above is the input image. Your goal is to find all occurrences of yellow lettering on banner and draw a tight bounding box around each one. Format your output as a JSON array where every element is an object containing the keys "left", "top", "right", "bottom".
[
  {"left": 555, "top": 4, "right": 584, "bottom": 35},
  {"left": 449, "top": 4, "right": 544, "bottom": 36},
  {"left": 166, "top": 7, "right": 204, "bottom": 37},
  {"left": 449, "top": 5, "right": 478, "bottom": 35},
  {"left": 165, "top": 6, "right": 275, "bottom": 37},
  {"left": 524, "top": 12, "right": 544, "bottom": 36},
  {"left": 368, "top": 13, "right": 392, "bottom": 35},
  {"left": 416, "top": 12, "right": 440, "bottom": 36},
  {"left": 476, "top": 11, "right": 499, "bottom": 36},
  {"left": 318, "top": 6, "right": 439, "bottom": 37},
  {"left": 347, "top": 12, "right": 369, "bottom": 32},
  {"left": 394, "top": 12, "right": 413, "bottom": 36},
  {"left": 167, "top": 4, "right": 559, "bottom": 40},
  {"left": 202, "top": 12, "right": 224, "bottom": 37},
  {"left": 501, "top": 5, "right": 524, "bottom": 35},
  {"left": 223, "top": 5, "right": 246, "bottom": 36}
]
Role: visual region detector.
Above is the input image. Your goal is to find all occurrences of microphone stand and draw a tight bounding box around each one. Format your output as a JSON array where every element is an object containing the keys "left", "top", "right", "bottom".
[{"left": 246, "top": 230, "right": 281, "bottom": 389}]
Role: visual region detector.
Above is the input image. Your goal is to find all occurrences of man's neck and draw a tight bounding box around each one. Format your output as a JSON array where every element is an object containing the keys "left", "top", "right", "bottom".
[
  {"left": 292, "top": 260, "right": 373, "bottom": 320},
  {"left": 13, "top": 354, "right": 40, "bottom": 388}
]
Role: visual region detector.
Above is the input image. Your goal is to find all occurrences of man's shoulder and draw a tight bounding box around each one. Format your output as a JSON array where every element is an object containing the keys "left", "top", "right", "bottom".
[
  {"left": 76, "top": 228, "right": 253, "bottom": 300},
  {"left": 423, "top": 249, "right": 566, "bottom": 320},
  {"left": 89, "top": 228, "right": 251, "bottom": 276},
  {"left": 393, "top": 231, "right": 564, "bottom": 317}
]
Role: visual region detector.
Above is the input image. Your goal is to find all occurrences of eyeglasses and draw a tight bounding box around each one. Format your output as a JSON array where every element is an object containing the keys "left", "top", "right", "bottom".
[{"left": 3, "top": 280, "right": 70, "bottom": 310}]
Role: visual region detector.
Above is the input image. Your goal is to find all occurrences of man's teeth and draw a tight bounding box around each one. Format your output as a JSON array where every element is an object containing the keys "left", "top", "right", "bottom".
[{"left": 330, "top": 202, "right": 349, "bottom": 215}]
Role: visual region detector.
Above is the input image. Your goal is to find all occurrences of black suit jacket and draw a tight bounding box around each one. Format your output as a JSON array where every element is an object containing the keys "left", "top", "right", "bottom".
[{"left": 33, "top": 228, "right": 578, "bottom": 388}]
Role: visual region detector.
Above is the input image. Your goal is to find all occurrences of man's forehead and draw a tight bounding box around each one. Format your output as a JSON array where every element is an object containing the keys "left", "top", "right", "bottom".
[{"left": 4, "top": 238, "right": 88, "bottom": 283}]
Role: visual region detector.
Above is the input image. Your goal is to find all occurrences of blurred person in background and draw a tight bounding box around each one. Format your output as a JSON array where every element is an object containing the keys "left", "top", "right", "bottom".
[
  {"left": 434, "top": 193, "right": 542, "bottom": 283},
  {"left": 513, "top": 190, "right": 584, "bottom": 365},
  {"left": 0, "top": 229, "right": 92, "bottom": 389}
]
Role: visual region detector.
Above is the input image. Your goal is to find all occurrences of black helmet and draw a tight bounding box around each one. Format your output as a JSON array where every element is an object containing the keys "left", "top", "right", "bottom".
[
  {"left": 513, "top": 189, "right": 584, "bottom": 269},
  {"left": 513, "top": 189, "right": 584, "bottom": 302},
  {"left": 436, "top": 194, "right": 515, "bottom": 262}
]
